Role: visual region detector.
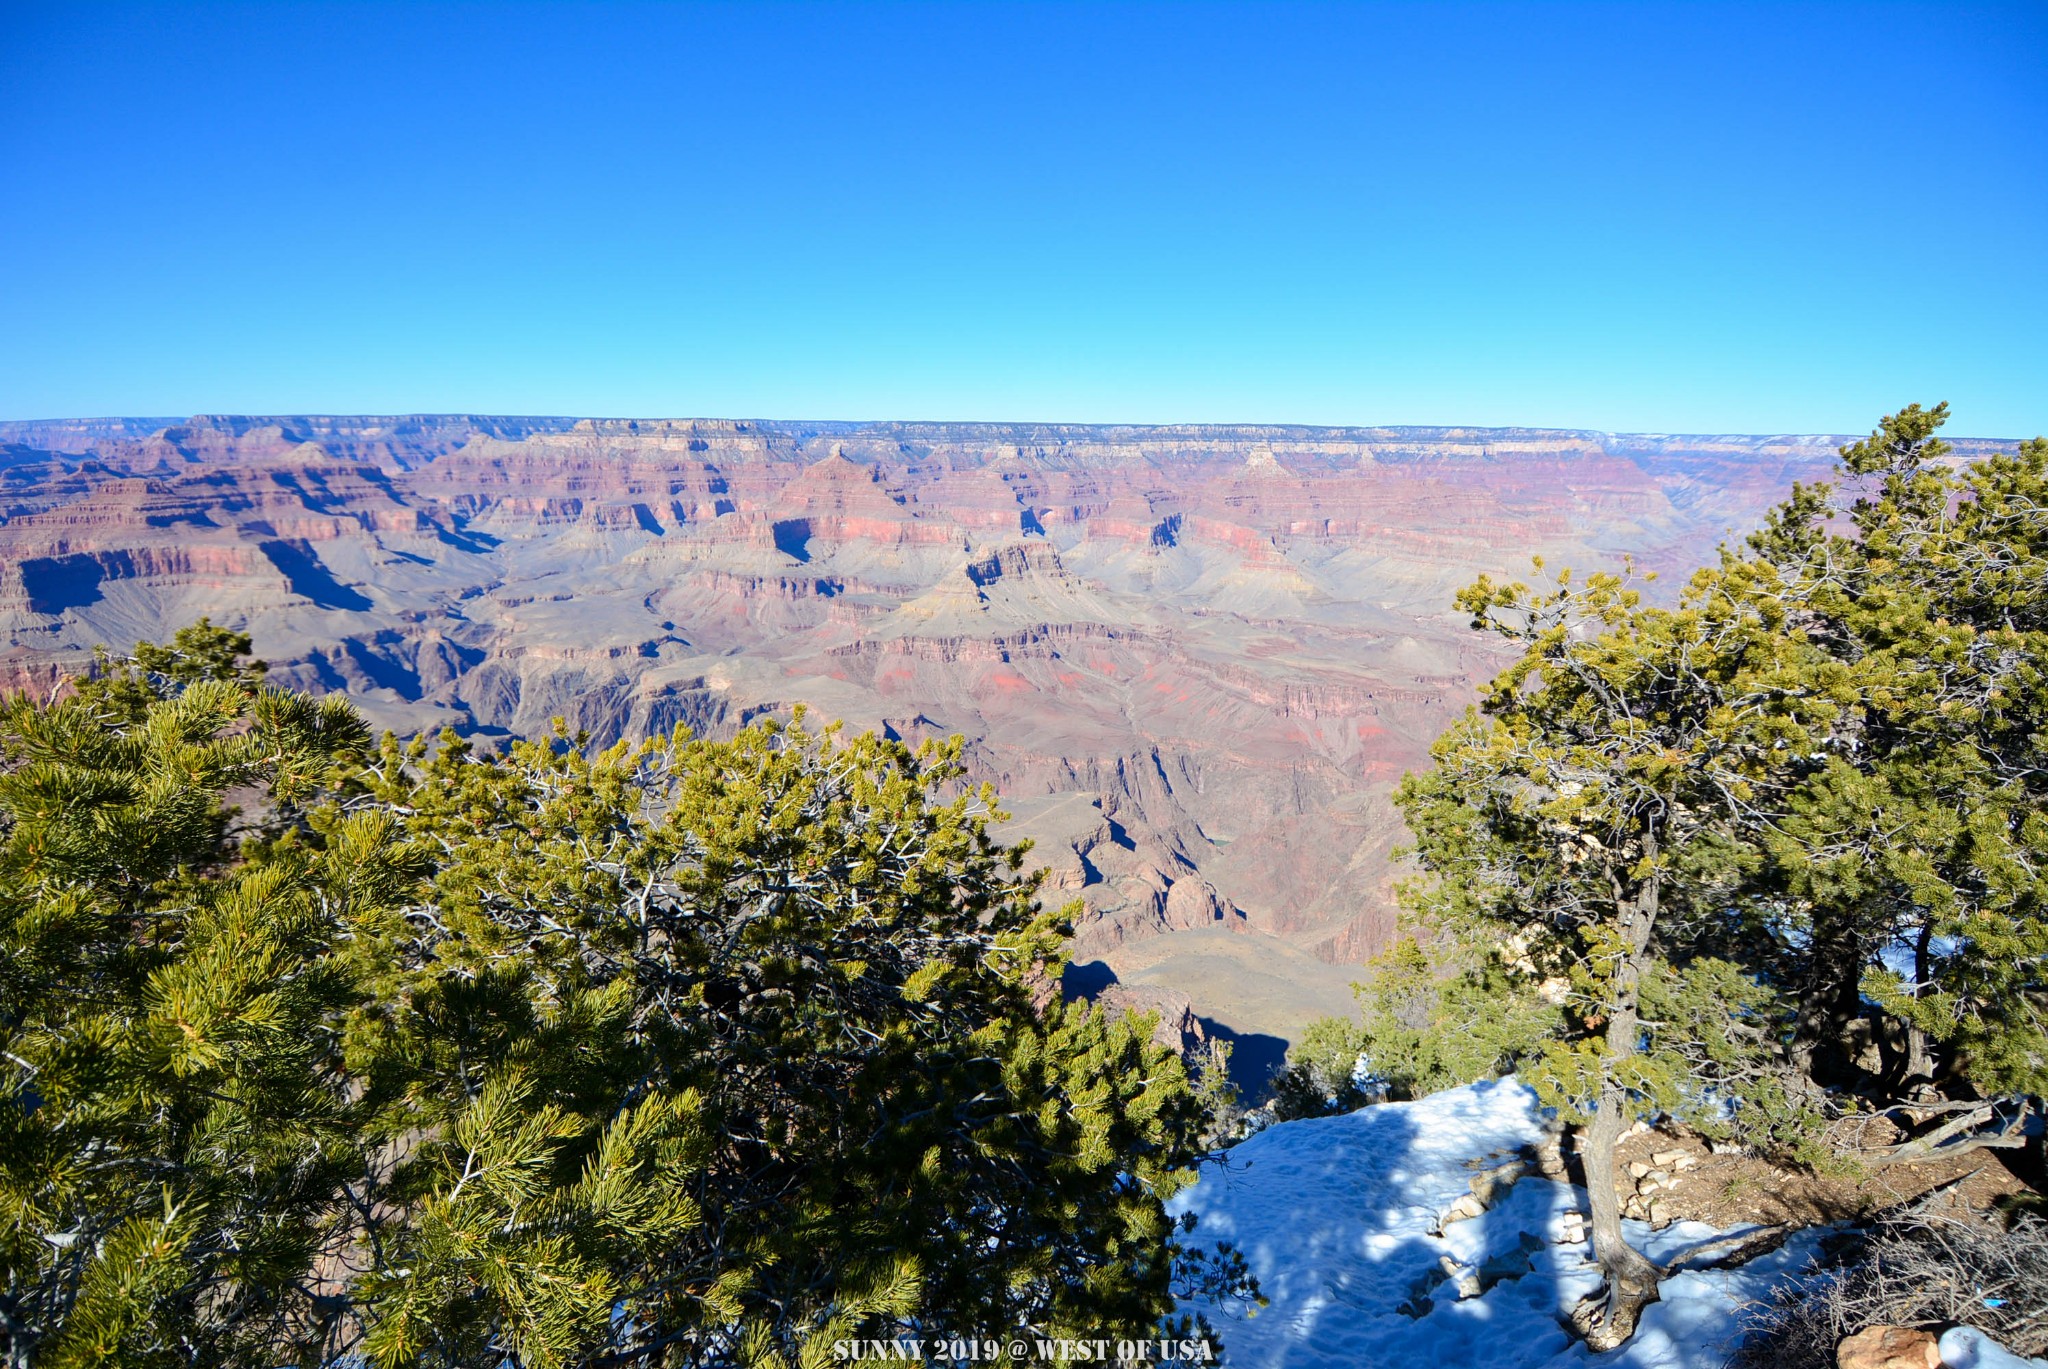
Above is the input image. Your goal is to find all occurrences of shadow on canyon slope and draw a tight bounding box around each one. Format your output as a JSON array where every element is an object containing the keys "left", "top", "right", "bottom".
[
  {"left": 18, "top": 554, "right": 106, "bottom": 615},
  {"left": 1200, "top": 1019, "right": 1291, "bottom": 1099},
  {"left": 1061, "top": 958, "right": 1290, "bottom": 1100},
  {"left": 1061, "top": 959, "right": 1121, "bottom": 998},
  {"left": 258, "top": 540, "right": 372, "bottom": 611}
]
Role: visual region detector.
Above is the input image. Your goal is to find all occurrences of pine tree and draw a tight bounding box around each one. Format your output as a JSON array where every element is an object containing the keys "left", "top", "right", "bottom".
[
  {"left": 0, "top": 637, "right": 385, "bottom": 1366},
  {"left": 1273, "top": 937, "right": 1563, "bottom": 1117},
  {"left": 341, "top": 716, "right": 1218, "bottom": 1367},
  {"left": 5, "top": 642, "right": 1242, "bottom": 1367}
]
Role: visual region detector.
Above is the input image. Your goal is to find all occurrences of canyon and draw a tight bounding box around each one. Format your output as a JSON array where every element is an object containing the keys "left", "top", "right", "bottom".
[{"left": 2, "top": 414, "right": 2013, "bottom": 1080}]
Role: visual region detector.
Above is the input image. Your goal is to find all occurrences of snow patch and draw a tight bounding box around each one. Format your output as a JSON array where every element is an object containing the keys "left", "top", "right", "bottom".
[
  {"left": 1939, "top": 1326, "right": 2048, "bottom": 1369},
  {"left": 1169, "top": 1078, "right": 1827, "bottom": 1368}
]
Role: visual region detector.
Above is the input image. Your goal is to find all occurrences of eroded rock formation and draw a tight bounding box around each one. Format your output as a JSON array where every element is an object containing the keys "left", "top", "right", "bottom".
[{"left": 6, "top": 414, "right": 2005, "bottom": 1048}]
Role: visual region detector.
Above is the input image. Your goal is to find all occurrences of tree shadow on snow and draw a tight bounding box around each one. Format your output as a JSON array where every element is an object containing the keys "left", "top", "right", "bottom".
[
  {"left": 1177, "top": 1082, "right": 1825, "bottom": 1369},
  {"left": 1175, "top": 1085, "right": 1600, "bottom": 1369}
]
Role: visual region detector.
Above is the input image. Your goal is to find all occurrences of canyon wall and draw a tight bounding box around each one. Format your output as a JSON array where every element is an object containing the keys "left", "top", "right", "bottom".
[{"left": 3, "top": 414, "right": 2017, "bottom": 1056}]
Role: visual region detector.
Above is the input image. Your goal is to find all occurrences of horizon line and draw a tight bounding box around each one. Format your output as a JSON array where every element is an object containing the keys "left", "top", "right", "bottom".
[{"left": 2, "top": 411, "right": 2034, "bottom": 446}]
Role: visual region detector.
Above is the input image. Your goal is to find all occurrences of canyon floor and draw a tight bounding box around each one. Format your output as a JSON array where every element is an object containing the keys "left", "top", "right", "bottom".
[{"left": 4, "top": 414, "right": 2013, "bottom": 1085}]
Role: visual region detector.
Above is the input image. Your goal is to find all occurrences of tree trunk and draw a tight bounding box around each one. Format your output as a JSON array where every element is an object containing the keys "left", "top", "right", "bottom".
[
  {"left": 1790, "top": 903, "right": 1866, "bottom": 1088},
  {"left": 1581, "top": 1077, "right": 1662, "bottom": 1347},
  {"left": 1905, "top": 921, "right": 1937, "bottom": 1087},
  {"left": 1574, "top": 870, "right": 1663, "bottom": 1351}
]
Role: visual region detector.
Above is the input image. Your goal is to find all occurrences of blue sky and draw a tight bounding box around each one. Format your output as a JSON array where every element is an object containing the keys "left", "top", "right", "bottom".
[{"left": 2, "top": 1, "right": 2043, "bottom": 434}]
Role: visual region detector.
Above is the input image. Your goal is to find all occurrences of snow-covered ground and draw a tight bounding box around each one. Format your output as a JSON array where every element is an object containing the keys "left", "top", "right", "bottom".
[
  {"left": 1168, "top": 1078, "right": 1829, "bottom": 1369},
  {"left": 1942, "top": 1327, "right": 2048, "bottom": 1369}
]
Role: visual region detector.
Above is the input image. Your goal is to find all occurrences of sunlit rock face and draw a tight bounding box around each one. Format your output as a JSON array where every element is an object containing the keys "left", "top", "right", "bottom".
[{"left": 4, "top": 414, "right": 2003, "bottom": 1045}]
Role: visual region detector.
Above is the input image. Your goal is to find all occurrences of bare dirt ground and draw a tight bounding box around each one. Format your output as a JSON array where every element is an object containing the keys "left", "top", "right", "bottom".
[{"left": 1609, "top": 1122, "right": 2038, "bottom": 1232}]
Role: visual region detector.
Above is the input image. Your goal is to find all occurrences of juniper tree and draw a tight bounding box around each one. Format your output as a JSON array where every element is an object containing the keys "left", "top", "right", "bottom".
[
  {"left": 1388, "top": 403, "right": 2047, "bottom": 1347},
  {"left": 1394, "top": 553, "right": 1844, "bottom": 1346},
  {"left": 1744, "top": 405, "right": 2048, "bottom": 1102}
]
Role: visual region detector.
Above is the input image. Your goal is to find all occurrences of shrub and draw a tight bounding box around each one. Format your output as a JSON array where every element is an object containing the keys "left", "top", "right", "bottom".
[{"left": 1730, "top": 1213, "right": 2048, "bottom": 1369}]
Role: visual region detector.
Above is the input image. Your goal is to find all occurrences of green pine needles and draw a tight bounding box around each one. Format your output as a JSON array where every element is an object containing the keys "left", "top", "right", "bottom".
[
  {"left": 1, "top": 631, "right": 1232, "bottom": 1367},
  {"left": 1289, "top": 405, "right": 2047, "bottom": 1346}
]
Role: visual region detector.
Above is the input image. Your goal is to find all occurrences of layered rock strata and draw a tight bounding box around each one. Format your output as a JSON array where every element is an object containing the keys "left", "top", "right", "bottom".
[{"left": 4, "top": 415, "right": 2013, "bottom": 1047}]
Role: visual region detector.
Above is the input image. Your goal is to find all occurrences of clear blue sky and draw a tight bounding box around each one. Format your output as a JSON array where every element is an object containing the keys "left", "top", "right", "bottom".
[{"left": 2, "top": 1, "right": 2043, "bottom": 434}]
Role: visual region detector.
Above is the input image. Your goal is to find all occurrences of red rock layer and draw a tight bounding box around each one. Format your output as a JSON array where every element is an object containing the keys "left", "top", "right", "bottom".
[{"left": 3, "top": 414, "right": 2017, "bottom": 1037}]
